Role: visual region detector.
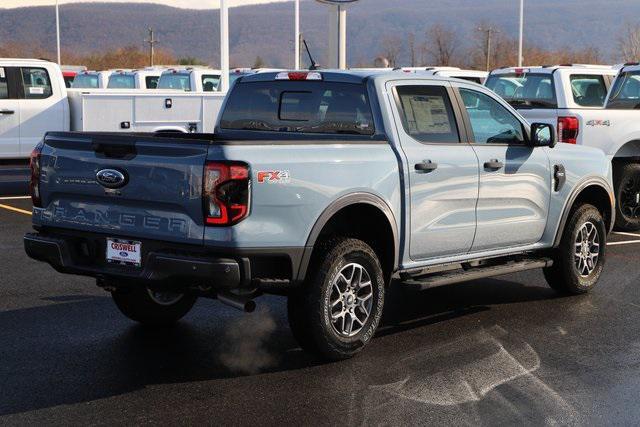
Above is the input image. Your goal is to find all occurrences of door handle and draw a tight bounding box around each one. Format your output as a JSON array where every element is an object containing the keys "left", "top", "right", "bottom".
[
  {"left": 484, "top": 159, "right": 504, "bottom": 170},
  {"left": 415, "top": 160, "right": 438, "bottom": 173},
  {"left": 0, "top": 109, "right": 14, "bottom": 115}
]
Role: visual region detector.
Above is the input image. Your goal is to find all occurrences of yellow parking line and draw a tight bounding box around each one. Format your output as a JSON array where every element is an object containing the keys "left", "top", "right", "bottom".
[
  {"left": 0, "top": 203, "right": 32, "bottom": 216},
  {"left": 608, "top": 240, "right": 640, "bottom": 246}
]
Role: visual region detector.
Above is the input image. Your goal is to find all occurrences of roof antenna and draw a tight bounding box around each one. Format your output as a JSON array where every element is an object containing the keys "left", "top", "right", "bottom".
[{"left": 303, "top": 39, "right": 320, "bottom": 70}]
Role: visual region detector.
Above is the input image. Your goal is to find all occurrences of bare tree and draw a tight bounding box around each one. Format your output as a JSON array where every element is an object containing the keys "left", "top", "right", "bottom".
[
  {"left": 426, "top": 24, "right": 459, "bottom": 66},
  {"left": 380, "top": 35, "right": 403, "bottom": 67},
  {"left": 619, "top": 23, "right": 640, "bottom": 62}
]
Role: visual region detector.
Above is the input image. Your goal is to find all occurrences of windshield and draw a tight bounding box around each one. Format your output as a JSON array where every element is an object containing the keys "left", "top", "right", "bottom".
[
  {"left": 485, "top": 73, "right": 557, "bottom": 108},
  {"left": 607, "top": 71, "right": 640, "bottom": 109},
  {"left": 108, "top": 74, "right": 135, "bottom": 89},
  {"left": 158, "top": 73, "right": 191, "bottom": 91},
  {"left": 220, "top": 81, "right": 374, "bottom": 135},
  {"left": 72, "top": 74, "right": 99, "bottom": 88}
]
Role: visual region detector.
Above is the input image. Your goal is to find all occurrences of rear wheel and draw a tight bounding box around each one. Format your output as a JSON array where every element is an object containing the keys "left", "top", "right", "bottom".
[
  {"left": 287, "top": 238, "right": 385, "bottom": 361},
  {"left": 544, "top": 204, "right": 606, "bottom": 294},
  {"left": 614, "top": 162, "right": 640, "bottom": 231},
  {"left": 111, "top": 285, "right": 197, "bottom": 326}
]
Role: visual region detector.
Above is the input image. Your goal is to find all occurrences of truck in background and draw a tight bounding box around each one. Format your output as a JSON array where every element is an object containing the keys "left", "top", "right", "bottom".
[
  {"left": 157, "top": 68, "right": 222, "bottom": 92},
  {"left": 0, "top": 59, "right": 225, "bottom": 159},
  {"left": 72, "top": 70, "right": 113, "bottom": 89},
  {"left": 107, "top": 68, "right": 163, "bottom": 89},
  {"left": 402, "top": 67, "right": 489, "bottom": 84},
  {"left": 61, "top": 65, "right": 87, "bottom": 88}
]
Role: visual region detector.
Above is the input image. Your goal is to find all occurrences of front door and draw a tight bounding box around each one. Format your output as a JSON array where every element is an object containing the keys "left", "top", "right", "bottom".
[
  {"left": 454, "top": 85, "right": 552, "bottom": 252},
  {"left": 388, "top": 81, "right": 479, "bottom": 261},
  {"left": 0, "top": 67, "right": 21, "bottom": 158}
]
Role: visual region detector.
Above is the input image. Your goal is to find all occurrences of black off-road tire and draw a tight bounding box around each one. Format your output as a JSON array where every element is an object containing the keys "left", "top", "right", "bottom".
[
  {"left": 287, "top": 238, "right": 385, "bottom": 361},
  {"left": 614, "top": 162, "right": 640, "bottom": 231},
  {"left": 111, "top": 285, "right": 197, "bottom": 327},
  {"left": 543, "top": 204, "right": 607, "bottom": 295}
]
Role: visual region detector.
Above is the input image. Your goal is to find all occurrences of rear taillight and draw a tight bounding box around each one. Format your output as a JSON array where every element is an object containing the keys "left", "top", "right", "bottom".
[
  {"left": 557, "top": 116, "right": 579, "bottom": 144},
  {"left": 29, "top": 145, "right": 42, "bottom": 207},
  {"left": 203, "top": 162, "right": 250, "bottom": 226}
]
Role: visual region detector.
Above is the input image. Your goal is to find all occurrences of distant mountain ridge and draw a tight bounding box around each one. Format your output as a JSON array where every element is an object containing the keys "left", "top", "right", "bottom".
[{"left": 0, "top": 0, "right": 637, "bottom": 67}]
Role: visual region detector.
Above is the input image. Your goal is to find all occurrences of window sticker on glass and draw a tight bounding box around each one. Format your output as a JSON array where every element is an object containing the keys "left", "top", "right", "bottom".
[
  {"left": 29, "top": 87, "right": 44, "bottom": 95},
  {"left": 405, "top": 95, "right": 452, "bottom": 134},
  {"left": 0, "top": 68, "right": 5, "bottom": 79}
]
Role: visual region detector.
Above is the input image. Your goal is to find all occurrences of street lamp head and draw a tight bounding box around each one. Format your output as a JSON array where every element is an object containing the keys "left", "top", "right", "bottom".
[{"left": 315, "top": 0, "right": 360, "bottom": 4}]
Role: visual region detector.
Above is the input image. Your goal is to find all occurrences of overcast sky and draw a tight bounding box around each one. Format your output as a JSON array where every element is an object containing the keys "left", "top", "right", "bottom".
[{"left": 1, "top": 0, "right": 289, "bottom": 9}]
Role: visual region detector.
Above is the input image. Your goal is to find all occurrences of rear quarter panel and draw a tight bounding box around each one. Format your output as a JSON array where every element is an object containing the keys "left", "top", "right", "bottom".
[{"left": 204, "top": 142, "right": 401, "bottom": 249}]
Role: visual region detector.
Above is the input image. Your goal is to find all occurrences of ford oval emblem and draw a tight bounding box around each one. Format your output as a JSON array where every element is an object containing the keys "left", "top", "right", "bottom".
[{"left": 96, "top": 169, "right": 127, "bottom": 189}]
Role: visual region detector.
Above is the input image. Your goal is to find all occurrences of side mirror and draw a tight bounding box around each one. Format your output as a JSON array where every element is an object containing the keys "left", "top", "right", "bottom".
[{"left": 530, "top": 123, "right": 556, "bottom": 148}]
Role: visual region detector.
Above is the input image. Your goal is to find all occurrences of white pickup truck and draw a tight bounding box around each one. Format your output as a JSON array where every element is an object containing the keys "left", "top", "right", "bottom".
[
  {"left": 0, "top": 59, "right": 225, "bottom": 159},
  {"left": 485, "top": 64, "right": 640, "bottom": 230},
  {"left": 157, "top": 67, "right": 222, "bottom": 92},
  {"left": 402, "top": 67, "right": 488, "bottom": 84}
]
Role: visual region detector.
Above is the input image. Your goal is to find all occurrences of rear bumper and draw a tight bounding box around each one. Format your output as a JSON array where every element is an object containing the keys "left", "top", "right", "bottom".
[{"left": 24, "top": 232, "right": 244, "bottom": 290}]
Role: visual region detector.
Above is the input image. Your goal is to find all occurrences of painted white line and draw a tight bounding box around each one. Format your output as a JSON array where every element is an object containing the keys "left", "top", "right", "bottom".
[
  {"left": 608, "top": 240, "right": 640, "bottom": 246},
  {"left": 613, "top": 231, "right": 640, "bottom": 238},
  {"left": 0, "top": 196, "right": 30, "bottom": 201}
]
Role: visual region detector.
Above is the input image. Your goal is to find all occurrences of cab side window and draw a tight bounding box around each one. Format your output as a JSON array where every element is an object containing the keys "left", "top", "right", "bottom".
[
  {"left": 460, "top": 88, "right": 525, "bottom": 145},
  {"left": 202, "top": 75, "right": 220, "bottom": 92},
  {"left": 21, "top": 67, "right": 52, "bottom": 99},
  {"left": 0, "top": 68, "right": 8, "bottom": 99},
  {"left": 395, "top": 85, "right": 460, "bottom": 143},
  {"left": 570, "top": 74, "right": 607, "bottom": 107}
]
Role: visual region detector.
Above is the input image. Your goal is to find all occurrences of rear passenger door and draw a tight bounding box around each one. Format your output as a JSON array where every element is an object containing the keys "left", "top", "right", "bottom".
[
  {"left": 0, "top": 67, "right": 21, "bottom": 158},
  {"left": 387, "top": 81, "right": 479, "bottom": 261},
  {"left": 453, "top": 84, "right": 551, "bottom": 252},
  {"left": 18, "top": 66, "right": 65, "bottom": 157}
]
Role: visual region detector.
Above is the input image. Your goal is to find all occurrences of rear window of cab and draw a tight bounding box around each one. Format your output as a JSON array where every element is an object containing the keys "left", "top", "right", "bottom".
[
  {"left": 220, "top": 81, "right": 375, "bottom": 135},
  {"left": 485, "top": 73, "right": 557, "bottom": 109}
]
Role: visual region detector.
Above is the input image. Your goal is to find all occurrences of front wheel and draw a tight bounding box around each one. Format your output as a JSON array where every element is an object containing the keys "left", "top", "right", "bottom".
[
  {"left": 614, "top": 162, "right": 640, "bottom": 231},
  {"left": 287, "top": 238, "right": 385, "bottom": 361},
  {"left": 544, "top": 204, "right": 607, "bottom": 294},
  {"left": 111, "top": 285, "right": 197, "bottom": 326}
]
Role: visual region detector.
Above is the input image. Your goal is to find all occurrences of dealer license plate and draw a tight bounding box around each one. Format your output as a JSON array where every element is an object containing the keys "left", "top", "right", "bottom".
[{"left": 106, "top": 238, "right": 142, "bottom": 267}]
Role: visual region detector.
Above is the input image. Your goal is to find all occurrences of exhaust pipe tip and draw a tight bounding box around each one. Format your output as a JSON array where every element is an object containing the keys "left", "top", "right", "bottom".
[
  {"left": 218, "top": 292, "right": 256, "bottom": 313},
  {"left": 244, "top": 300, "right": 256, "bottom": 313}
]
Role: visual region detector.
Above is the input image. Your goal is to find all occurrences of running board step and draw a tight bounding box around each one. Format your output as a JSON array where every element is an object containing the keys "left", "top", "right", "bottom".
[{"left": 401, "top": 258, "right": 553, "bottom": 291}]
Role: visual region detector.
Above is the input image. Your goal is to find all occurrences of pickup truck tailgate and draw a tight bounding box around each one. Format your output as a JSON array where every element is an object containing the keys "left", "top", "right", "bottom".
[{"left": 34, "top": 132, "right": 208, "bottom": 245}]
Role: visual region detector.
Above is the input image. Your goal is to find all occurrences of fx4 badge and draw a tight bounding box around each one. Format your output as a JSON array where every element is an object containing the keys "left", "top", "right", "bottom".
[
  {"left": 257, "top": 170, "right": 291, "bottom": 184},
  {"left": 586, "top": 120, "right": 611, "bottom": 127}
]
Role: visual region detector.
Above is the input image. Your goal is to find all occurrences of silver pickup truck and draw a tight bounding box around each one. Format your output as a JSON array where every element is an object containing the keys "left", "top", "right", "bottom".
[{"left": 24, "top": 70, "right": 614, "bottom": 360}]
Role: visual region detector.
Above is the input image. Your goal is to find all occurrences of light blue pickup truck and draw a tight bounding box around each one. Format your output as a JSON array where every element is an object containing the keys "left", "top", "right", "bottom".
[{"left": 24, "top": 70, "right": 614, "bottom": 360}]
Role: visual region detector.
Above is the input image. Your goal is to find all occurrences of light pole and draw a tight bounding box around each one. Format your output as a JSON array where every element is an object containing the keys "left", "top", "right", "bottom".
[
  {"left": 518, "top": 0, "right": 524, "bottom": 67},
  {"left": 294, "top": 0, "right": 300, "bottom": 69},
  {"left": 316, "top": 0, "right": 359, "bottom": 70},
  {"left": 55, "top": 0, "right": 61, "bottom": 65},
  {"left": 220, "top": 0, "right": 229, "bottom": 93}
]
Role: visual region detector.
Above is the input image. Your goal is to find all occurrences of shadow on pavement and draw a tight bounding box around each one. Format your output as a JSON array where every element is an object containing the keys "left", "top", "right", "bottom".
[{"left": 0, "top": 277, "right": 564, "bottom": 417}]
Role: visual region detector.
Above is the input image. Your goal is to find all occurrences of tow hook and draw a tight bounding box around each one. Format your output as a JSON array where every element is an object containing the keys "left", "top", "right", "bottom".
[{"left": 217, "top": 292, "right": 256, "bottom": 313}]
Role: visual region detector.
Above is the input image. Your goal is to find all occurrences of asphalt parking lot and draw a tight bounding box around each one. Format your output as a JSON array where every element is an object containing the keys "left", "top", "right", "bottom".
[{"left": 1, "top": 173, "right": 640, "bottom": 425}]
